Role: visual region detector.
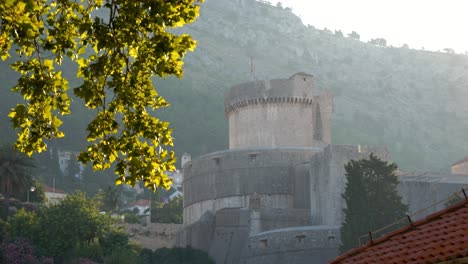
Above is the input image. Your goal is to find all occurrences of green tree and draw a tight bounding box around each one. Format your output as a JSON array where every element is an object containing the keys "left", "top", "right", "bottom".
[
  {"left": 340, "top": 154, "right": 408, "bottom": 252},
  {"left": 0, "top": 145, "right": 36, "bottom": 198},
  {"left": 0, "top": 0, "right": 203, "bottom": 191},
  {"left": 151, "top": 247, "right": 215, "bottom": 264},
  {"left": 334, "top": 30, "right": 344, "bottom": 37},
  {"left": 101, "top": 185, "right": 121, "bottom": 213},
  {"left": 443, "top": 48, "right": 455, "bottom": 54},
  {"left": 348, "top": 31, "right": 360, "bottom": 40},
  {"left": 6, "top": 207, "right": 40, "bottom": 241},
  {"left": 368, "top": 38, "right": 387, "bottom": 46},
  {"left": 36, "top": 191, "right": 111, "bottom": 257},
  {"left": 151, "top": 195, "right": 183, "bottom": 224}
]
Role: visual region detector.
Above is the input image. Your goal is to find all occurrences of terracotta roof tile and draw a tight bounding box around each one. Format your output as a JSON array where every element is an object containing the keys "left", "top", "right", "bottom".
[
  {"left": 329, "top": 199, "right": 468, "bottom": 264},
  {"left": 133, "top": 199, "right": 151, "bottom": 206},
  {"left": 43, "top": 185, "right": 66, "bottom": 194}
]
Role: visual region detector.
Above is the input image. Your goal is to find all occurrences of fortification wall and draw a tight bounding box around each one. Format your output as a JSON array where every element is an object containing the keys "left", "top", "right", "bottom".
[
  {"left": 224, "top": 75, "right": 333, "bottom": 149},
  {"left": 398, "top": 173, "right": 468, "bottom": 219},
  {"left": 240, "top": 226, "right": 340, "bottom": 264},
  {"left": 310, "top": 144, "right": 389, "bottom": 226},
  {"left": 125, "top": 223, "right": 182, "bottom": 250},
  {"left": 451, "top": 162, "right": 468, "bottom": 175},
  {"left": 182, "top": 147, "right": 321, "bottom": 225}
]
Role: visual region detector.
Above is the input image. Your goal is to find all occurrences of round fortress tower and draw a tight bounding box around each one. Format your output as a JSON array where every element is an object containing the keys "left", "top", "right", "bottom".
[{"left": 225, "top": 72, "right": 333, "bottom": 149}]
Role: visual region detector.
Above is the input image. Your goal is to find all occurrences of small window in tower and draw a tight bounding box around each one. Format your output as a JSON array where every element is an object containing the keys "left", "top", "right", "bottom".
[
  {"left": 212, "top": 157, "right": 221, "bottom": 165},
  {"left": 249, "top": 153, "right": 259, "bottom": 162},
  {"left": 296, "top": 235, "right": 306, "bottom": 243},
  {"left": 259, "top": 239, "right": 268, "bottom": 248}
]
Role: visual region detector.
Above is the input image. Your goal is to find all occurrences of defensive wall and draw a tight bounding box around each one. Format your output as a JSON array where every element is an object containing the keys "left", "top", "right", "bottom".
[
  {"left": 179, "top": 72, "right": 468, "bottom": 264},
  {"left": 309, "top": 144, "right": 390, "bottom": 226},
  {"left": 182, "top": 147, "right": 322, "bottom": 225},
  {"left": 398, "top": 172, "right": 468, "bottom": 219},
  {"left": 240, "top": 226, "right": 340, "bottom": 264}
]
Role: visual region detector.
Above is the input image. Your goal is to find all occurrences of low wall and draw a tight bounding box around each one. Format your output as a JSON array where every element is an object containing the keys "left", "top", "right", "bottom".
[
  {"left": 398, "top": 172, "right": 468, "bottom": 219},
  {"left": 125, "top": 223, "right": 182, "bottom": 250},
  {"left": 240, "top": 226, "right": 340, "bottom": 264}
]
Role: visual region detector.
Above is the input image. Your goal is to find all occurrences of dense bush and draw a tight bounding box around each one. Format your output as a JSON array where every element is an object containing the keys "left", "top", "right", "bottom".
[
  {"left": 69, "top": 258, "right": 100, "bottom": 264},
  {"left": 3, "top": 192, "right": 125, "bottom": 262},
  {"left": 138, "top": 247, "right": 214, "bottom": 264},
  {"left": 151, "top": 196, "right": 183, "bottom": 224},
  {"left": 0, "top": 239, "right": 54, "bottom": 264},
  {"left": 123, "top": 212, "right": 141, "bottom": 224},
  {"left": 99, "top": 229, "right": 129, "bottom": 256}
]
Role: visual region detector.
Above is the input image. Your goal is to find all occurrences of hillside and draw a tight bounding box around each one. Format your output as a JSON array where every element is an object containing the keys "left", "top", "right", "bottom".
[
  {"left": 2, "top": 0, "right": 468, "bottom": 171},
  {"left": 159, "top": 0, "right": 468, "bottom": 171}
]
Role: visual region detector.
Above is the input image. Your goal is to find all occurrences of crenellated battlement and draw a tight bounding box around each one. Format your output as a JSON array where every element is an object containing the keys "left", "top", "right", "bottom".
[{"left": 225, "top": 96, "right": 316, "bottom": 114}]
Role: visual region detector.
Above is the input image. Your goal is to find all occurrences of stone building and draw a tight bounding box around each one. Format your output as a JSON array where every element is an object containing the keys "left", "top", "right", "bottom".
[
  {"left": 177, "top": 73, "right": 468, "bottom": 264},
  {"left": 451, "top": 156, "right": 468, "bottom": 175}
]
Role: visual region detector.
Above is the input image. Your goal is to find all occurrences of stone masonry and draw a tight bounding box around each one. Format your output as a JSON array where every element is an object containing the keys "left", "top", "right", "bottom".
[{"left": 177, "top": 73, "right": 468, "bottom": 264}]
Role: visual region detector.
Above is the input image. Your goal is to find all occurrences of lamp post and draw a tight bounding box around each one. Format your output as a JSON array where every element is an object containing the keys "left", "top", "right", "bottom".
[{"left": 27, "top": 186, "right": 35, "bottom": 203}]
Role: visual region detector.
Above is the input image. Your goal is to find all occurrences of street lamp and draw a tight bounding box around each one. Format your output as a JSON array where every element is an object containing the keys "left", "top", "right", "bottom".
[{"left": 27, "top": 186, "right": 35, "bottom": 203}]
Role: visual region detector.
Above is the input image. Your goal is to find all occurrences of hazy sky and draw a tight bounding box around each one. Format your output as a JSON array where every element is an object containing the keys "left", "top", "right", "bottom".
[{"left": 277, "top": 0, "right": 468, "bottom": 53}]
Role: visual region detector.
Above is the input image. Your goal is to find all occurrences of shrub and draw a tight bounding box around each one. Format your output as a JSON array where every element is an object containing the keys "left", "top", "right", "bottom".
[
  {"left": 64, "top": 243, "right": 104, "bottom": 264},
  {"left": 152, "top": 247, "right": 214, "bottom": 264},
  {"left": 104, "top": 248, "right": 139, "bottom": 264},
  {"left": 69, "top": 257, "right": 100, "bottom": 264},
  {"left": 123, "top": 212, "right": 140, "bottom": 224},
  {"left": 99, "top": 229, "right": 129, "bottom": 256},
  {"left": 0, "top": 239, "right": 54, "bottom": 264}
]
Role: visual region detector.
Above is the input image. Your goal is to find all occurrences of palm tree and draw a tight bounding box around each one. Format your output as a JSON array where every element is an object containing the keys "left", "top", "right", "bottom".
[{"left": 0, "top": 145, "right": 36, "bottom": 198}]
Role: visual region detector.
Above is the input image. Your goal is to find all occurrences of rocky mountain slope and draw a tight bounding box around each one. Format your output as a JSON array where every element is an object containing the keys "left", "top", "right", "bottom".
[
  {"left": 2, "top": 0, "right": 468, "bottom": 171},
  {"left": 161, "top": 0, "right": 468, "bottom": 171}
]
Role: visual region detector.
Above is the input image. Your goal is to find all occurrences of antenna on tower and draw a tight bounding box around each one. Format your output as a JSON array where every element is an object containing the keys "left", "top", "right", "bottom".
[{"left": 250, "top": 57, "right": 255, "bottom": 81}]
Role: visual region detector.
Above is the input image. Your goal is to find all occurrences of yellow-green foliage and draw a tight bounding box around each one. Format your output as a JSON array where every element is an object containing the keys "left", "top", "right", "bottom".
[{"left": 0, "top": 0, "right": 203, "bottom": 191}]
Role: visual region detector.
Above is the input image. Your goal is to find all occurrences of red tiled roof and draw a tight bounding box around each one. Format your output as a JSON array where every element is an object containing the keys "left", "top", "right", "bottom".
[
  {"left": 452, "top": 156, "right": 468, "bottom": 166},
  {"left": 43, "top": 185, "right": 66, "bottom": 194},
  {"left": 133, "top": 199, "right": 150, "bottom": 207},
  {"left": 329, "top": 199, "right": 468, "bottom": 264}
]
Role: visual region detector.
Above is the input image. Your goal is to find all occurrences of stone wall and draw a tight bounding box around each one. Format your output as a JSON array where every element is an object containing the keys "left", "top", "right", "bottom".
[
  {"left": 309, "top": 144, "right": 389, "bottom": 226},
  {"left": 451, "top": 161, "right": 468, "bottom": 175},
  {"left": 125, "top": 223, "right": 182, "bottom": 250},
  {"left": 182, "top": 147, "right": 321, "bottom": 225},
  {"left": 225, "top": 74, "right": 333, "bottom": 149},
  {"left": 240, "top": 226, "right": 340, "bottom": 264},
  {"left": 398, "top": 173, "right": 468, "bottom": 219}
]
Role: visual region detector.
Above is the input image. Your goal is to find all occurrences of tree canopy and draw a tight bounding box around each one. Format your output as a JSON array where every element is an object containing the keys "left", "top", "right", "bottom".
[
  {"left": 0, "top": 0, "right": 203, "bottom": 191},
  {"left": 340, "top": 154, "right": 408, "bottom": 253}
]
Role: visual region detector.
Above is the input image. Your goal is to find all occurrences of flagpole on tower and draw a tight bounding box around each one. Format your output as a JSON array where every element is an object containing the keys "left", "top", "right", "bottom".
[{"left": 250, "top": 57, "right": 255, "bottom": 81}]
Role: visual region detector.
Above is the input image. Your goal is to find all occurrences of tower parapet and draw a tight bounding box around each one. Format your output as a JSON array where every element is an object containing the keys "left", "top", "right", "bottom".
[{"left": 225, "top": 73, "right": 332, "bottom": 149}]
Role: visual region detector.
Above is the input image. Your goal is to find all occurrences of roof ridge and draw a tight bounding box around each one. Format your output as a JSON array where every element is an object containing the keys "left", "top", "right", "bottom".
[
  {"left": 329, "top": 199, "right": 468, "bottom": 263},
  {"left": 451, "top": 156, "right": 468, "bottom": 166}
]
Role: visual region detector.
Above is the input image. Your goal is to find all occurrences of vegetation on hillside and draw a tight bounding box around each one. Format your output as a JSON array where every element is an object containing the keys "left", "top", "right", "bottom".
[
  {"left": 0, "top": 192, "right": 210, "bottom": 264},
  {"left": 1, "top": 0, "right": 467, "bottom": 173}
]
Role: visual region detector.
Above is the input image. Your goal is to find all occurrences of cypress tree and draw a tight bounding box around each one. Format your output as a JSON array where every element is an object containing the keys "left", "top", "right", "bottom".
[{"left": 340, "top": 154, "right": 408, "bottom": 253}]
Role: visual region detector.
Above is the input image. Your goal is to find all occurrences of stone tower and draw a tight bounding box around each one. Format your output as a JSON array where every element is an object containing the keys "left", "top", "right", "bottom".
[
  {"left": 181, "top": 152, "right": 191, "bottom": 169},
  {"left": 179, "top": 73, "right": 343, "bottom": 264},
  {"left": 224, "top": 72, "right": 333, "bottom": 149}
]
